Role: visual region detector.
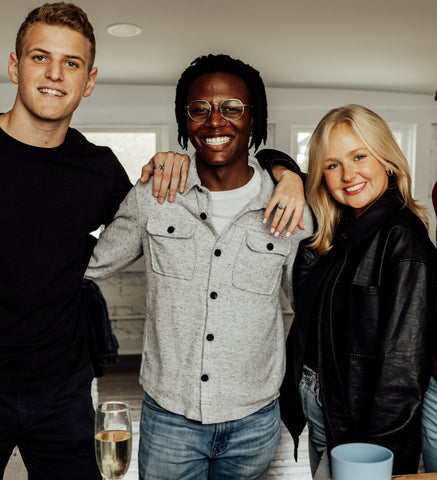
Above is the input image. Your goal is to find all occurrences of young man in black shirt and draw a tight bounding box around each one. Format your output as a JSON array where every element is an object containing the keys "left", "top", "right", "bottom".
[{"left": 0, "top": 3, "right": 132, "bottom": 478}]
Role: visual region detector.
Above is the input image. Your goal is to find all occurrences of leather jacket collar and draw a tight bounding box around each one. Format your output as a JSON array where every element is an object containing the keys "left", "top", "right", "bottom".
[{"left": 336, "top": 188, "right": 404, "bottom": 244}]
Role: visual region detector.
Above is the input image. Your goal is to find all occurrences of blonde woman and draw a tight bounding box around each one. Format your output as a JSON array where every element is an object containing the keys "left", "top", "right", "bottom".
[{"left": 280, "top": 104, "right": 437, "bottom": 478}]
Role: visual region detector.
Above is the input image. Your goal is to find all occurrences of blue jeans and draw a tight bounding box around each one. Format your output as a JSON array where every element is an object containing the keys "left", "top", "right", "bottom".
[
  {"left": 138, "top": 392, "right": 281, "bottom": 480},
  {"left": 299, "top": 366, "right": 331, "bottom": 480},
  {"left": 0, "top": 364, "right": 101, "bottom": 480},
  {"left": 422, "top": 375, "right": 437, "bottom": 472}
]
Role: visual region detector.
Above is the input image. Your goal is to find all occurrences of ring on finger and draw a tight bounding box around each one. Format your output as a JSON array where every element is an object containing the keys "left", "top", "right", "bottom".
[
  {"left": 153, "top": 164, "right": 164, "bottom": 171},
  {"left": 277, "top": 203, "right": 286, "bottom": 210}
]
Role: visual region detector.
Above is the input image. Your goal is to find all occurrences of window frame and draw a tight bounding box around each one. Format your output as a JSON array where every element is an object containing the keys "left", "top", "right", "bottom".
[{"left": 76, "top": 124, "right": 169, "bottom": 183}]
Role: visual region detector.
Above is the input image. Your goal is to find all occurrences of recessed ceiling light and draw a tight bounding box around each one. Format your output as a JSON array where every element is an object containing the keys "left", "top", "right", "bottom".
[{"left": 106, "top": 23, "right": 142, "bottom": 37}]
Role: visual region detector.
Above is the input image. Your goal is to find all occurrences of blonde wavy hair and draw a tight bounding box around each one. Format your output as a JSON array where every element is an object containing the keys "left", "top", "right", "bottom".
[{"left": 306, "top": 104, "right": 428, "bottom": 255}]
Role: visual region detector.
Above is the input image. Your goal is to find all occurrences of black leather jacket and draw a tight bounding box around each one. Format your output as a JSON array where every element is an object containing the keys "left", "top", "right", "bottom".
[{"left": 280, "top": 189, "right": 437, "bottom": 474}]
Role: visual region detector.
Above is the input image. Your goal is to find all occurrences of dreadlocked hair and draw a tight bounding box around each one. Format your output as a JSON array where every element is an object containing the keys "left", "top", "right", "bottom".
[{"left": 175, "top": 54, "right": 268, "bottom": 151}]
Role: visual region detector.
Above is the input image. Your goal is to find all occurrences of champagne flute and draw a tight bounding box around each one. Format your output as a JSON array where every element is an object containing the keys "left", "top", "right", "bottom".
[{"left": 95, "top": 401, "right": 132, "bottom": 480}]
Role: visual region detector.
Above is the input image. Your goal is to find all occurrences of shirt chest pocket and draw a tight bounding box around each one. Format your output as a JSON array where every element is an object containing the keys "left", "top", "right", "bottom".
[
  {"left": 146, "top": 218, "right": 196, "bottom": 280},
  {"left": 232, "top": 233, "right": 290, "bottom": 295}
]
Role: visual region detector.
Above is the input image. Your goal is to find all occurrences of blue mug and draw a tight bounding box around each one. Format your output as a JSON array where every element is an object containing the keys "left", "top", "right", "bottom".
[{"left": 331, "top": 442, "right": 393, "bottom": 480}]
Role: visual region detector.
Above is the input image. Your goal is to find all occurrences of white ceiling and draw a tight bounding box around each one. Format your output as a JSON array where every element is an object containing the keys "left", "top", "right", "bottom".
[{"left": 2, "top": 0, "right": 437, "bottom": 97}]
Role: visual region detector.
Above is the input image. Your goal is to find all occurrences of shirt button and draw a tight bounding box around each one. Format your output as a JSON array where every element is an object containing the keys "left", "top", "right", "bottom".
[
  {"left": 210, "top": 291, "right": 218, "bottom": 299},
  {"left": 200, "top": 212, "right": 207, "bottom": 220},
  {"left": 167, "top": 226, "right": 175, "bottom": 234},
  {"left": 267, "top": 242, "right": 274, "bottom": 250},
  {"left": 201, "top": 374, "right": 209, "bottom": 382},
  {"left": 206, "top": 334, "right": 214, "bottom": 341},
  {"left": 214, "top": 249, "right": 221, "bottom": 257}
]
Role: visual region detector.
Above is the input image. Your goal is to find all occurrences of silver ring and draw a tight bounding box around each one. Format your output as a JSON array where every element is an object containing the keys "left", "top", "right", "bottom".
[
  {"left": 153, "top": 164, "right": 164, "bottom": 171},
  {"left": 277, "top": 203, "right": 286, "bottom": 210}
]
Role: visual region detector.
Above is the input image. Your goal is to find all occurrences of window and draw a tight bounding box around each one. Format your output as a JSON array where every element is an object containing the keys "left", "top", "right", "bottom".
[
  {"left": 290, "top": 126, "right": 314, "bottom": 173},
  {"left": 76, "top": 126, "right": 167, "bottom": 260},
  {"left": 390, "top": 124, "right": 416, "bottom": 187},
  {"left": 77, "top": 126, "right": 167, "bottom": 183}
]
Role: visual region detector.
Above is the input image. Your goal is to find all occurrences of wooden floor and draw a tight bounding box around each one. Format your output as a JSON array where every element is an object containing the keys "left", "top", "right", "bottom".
[{"left": 4, "top": 355, "right": 311, "bottom": 480}]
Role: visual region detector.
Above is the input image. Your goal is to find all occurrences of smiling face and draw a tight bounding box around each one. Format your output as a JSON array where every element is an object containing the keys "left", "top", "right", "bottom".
[
  {"left": 9, "top": 22, "right": 97, "bottom": 128},
  {"left": 323, "top": 123, "right": 389, "bottom": 217},
  {"left": 187, "top": 72, "right": 253, "bottom": 173}
]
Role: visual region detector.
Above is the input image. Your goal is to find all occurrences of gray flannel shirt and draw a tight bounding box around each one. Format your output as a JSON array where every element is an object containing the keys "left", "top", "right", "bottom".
[{"left": 86, "top": 157, "right": 313, "bottom": 424}]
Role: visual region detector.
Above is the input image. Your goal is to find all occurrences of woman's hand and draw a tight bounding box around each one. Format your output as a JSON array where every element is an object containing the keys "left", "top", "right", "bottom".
[
  {"left": 263, "top": 166, "right": 306, "bottom": 237},
  {"left": 140, "top": 152, "right": 190, "bottom": 203}
]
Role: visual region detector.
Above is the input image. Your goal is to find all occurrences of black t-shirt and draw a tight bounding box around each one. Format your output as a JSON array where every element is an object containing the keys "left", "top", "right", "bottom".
[{"left": 0, "top": 127, "right": 132, "bottom": 393}]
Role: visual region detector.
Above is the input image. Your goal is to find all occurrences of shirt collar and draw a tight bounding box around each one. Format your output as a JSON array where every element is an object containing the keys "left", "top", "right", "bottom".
[
  {"left": 337, "top": 189, "right": 405, "bottom": 243},
  {"left": 184, "top": 155, "right": 274, "bottom": 209}
]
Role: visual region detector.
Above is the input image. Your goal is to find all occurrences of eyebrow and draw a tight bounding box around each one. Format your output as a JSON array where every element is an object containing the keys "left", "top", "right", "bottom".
[
  {"left": 28, "top": 47, "right": 85, "bottom": 64},
  {"left": 324, "top": 147, "right": 368, "bottom": 163},
  {"left": 324, "top": 157, "right": 339, "bottom": 165},
  {"left": 349, "top": 147, "right": 368, "bottom": 154}
]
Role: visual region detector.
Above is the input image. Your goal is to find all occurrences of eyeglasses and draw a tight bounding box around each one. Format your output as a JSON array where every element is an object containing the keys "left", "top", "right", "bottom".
[{"left": 185, "top": 99, "right": 252, "bottom": 123}]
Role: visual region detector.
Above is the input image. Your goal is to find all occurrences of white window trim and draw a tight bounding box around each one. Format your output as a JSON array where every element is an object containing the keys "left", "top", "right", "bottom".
[{"left": 76, "top": 124, "right": 169, "bottom": 153}]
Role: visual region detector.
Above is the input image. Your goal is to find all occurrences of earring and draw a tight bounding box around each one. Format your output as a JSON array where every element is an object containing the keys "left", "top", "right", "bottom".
[{"left": 386, "top": 169, "right": 393, "bottom": 176}]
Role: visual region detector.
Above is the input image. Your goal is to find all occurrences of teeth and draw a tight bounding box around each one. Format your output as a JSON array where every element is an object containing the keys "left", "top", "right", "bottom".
[
  {"left": 345, "top": 182, "right": 365, "bottom": 192},
  {"left": 204, "top": 136, "right": 231, "bottom": 145},
  {"left": 39, "top": 88, "right": 64, "bottom": 97}
]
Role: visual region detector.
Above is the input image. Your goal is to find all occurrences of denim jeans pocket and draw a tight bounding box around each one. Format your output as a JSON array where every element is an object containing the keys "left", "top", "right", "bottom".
[
  {"left": 255, "top": 399, "right": 278, "bottom": 414},
  {"left": 300, "top": 366, "right": 323, "bottom": 410},
  {"left": 142, "top": 392, "right": 170, "bottom": 414},
  {"left": 315, "top": 387, "right": 323, "bottom": 408}
]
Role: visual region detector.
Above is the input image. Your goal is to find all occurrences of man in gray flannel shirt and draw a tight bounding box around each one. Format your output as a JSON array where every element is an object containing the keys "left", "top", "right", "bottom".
[{"left": 86, "top": 54, "right": 312, "bottom": 480}]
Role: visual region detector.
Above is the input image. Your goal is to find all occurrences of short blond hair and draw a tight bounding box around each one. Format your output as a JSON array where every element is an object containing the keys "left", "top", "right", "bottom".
[
  {"left": 306, "top": 104, "right": 428, "bottom": 255},
  {"left": 15, "top": 2, "right": 96, "bottom": 71}
]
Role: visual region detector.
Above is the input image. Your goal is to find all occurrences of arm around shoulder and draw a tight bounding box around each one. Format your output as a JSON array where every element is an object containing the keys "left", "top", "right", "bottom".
[{"left": 255, "top": 149, "right": 306, "bottom": 183}]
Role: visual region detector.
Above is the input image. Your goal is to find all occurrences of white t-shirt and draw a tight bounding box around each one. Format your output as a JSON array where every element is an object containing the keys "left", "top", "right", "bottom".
[{"left": 209, "top": 168, "right": 261, "bottom": 235}]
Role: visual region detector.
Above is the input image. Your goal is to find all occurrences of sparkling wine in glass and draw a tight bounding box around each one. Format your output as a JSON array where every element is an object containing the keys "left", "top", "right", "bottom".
[{"left": 95, "top": 401, "right": 132, "bottom": 480}]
